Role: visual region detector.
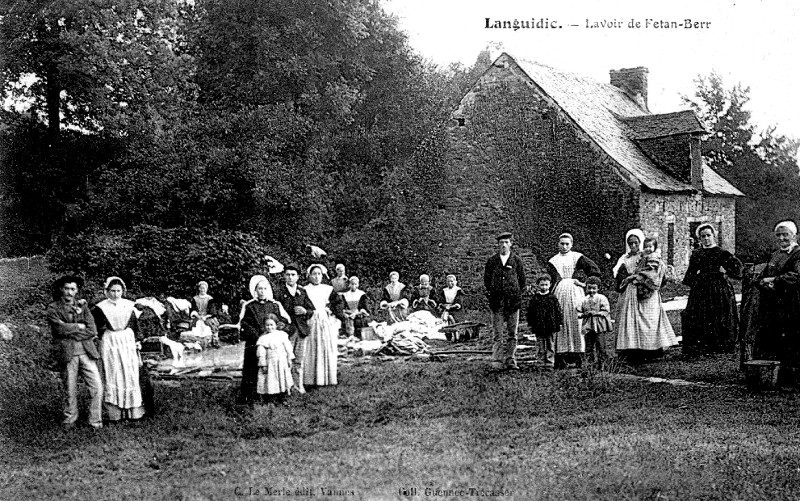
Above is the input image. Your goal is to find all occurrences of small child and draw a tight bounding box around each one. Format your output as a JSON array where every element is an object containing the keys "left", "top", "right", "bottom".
[
  {"left": 525, "top": 273, "right": 563, "bottom": 371},
  {"left": 630, "top": 237, "right": 662, "bottom": 300},
  {"left": 256, "top": 314, "right": 295, "bottom": 405},
  {"left": 576, "top": 276, "right": 613, "bottom": 369}
]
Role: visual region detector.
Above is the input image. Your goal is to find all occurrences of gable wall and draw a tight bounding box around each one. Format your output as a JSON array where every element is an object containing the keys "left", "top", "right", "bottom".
[{"left": 432, "top": 62, "right": 642, "bottom": 298}]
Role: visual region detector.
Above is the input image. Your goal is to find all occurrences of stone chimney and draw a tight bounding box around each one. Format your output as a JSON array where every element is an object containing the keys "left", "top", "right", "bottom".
[
  {"left": 610, "top": 67, "right": 649, "bottom": 111},
  {"left": 689, "top": 135, "right": 704, "bottom": 192}
]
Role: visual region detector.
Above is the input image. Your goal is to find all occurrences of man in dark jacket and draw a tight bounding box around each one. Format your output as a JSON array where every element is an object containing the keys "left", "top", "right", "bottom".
[
  {"left": 484, "top": 232, "right": 527, "bottom": 370},
  {"left": 46, "top": 275, "right": 103, "bottom": 429},
  {"left": 273, "top": 263, "right": 315, "bottom": 394}
]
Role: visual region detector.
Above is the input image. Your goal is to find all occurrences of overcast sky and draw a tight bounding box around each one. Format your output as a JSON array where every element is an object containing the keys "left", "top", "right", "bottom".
[{"left": 384, "top": 0, "right": 800, "bottom": 141}]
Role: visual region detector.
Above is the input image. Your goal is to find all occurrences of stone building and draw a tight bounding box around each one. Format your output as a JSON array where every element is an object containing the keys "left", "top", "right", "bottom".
[{"left": 427, "top": 53, "right": 743, "bottom": 299}]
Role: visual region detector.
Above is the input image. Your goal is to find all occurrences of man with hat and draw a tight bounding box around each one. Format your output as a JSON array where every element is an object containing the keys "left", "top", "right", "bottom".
[
  {"left": 45, "top": 275, "right": 103, "bottom": 429},
  {"left": 484, "top": 232, "right": 527, "bottom": 370},
  {"left": 273, "top": 262, "right": 315, "bottom": 394}
]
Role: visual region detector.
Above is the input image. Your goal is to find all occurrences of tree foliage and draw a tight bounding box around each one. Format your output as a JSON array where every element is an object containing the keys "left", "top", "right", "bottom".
[
  {"left": 682, "top": 72, "right": 800, "bottom": 262},
  {"left": 1, "top": 0, "right": 480, "bottom": 294},
  {"left": 0, "top": 0, "right": 197, "bottom": 142}
]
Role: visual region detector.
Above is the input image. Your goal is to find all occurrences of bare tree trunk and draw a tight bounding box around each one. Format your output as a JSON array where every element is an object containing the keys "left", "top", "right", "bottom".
[{"left": 45, "top": 65, "right": 60, "bottom": 142}]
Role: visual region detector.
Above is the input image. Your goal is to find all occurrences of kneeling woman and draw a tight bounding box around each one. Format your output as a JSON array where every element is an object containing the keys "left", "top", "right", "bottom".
[
  {"left": 304, "top": 265, "right": 343, "bottom": 387},
  {"left": 92, "top": 277, "right": 146, "bottom": 421}
]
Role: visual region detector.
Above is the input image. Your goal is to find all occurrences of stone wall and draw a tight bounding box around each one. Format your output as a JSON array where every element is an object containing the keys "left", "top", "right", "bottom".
[
  {"left": 639, "top": 192, "right": 737, "bottom": 276},
  {"left": 431, "top": 57, "right": 737, "bottom": 296},
  {"left": 431, "top": 61, "right": 641, "bottom": 295}
]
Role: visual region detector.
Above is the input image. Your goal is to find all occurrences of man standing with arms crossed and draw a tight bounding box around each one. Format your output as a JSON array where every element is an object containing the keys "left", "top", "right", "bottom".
[
  {"left": 46, "top": 275, "right": 103, "bottom": 429},
  {"left": 273, "top": 263, "right": 315, "bottom": 394},
  {"left": 484, "top": 232, "right": 527, "bottom": 370}
]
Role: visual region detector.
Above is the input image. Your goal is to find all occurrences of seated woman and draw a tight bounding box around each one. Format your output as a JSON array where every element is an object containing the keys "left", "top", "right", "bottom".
[
  {"left": 438, "top": 274, "right": 464, "bottom": 325},
  {"left": 379, "top": 271, "right": 409, "bottom": 323},
  {"left": 409, "top": 274, "right": 438, "bottom": 314},
  {"left": 342, "top": 276, "right": 371, "bottom": 338},
  {"left": 190, "top": 280, "right": 220, "bottom": 348}
]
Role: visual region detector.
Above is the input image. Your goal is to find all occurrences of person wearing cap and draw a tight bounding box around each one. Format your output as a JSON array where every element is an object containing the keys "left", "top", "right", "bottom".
[
  {"left": 409, "top": 274, "right": 438, "bottom": 314},
  {"left": 303, "top": 264, "right": 343, "bottom": 387},
  {"left": 46, "top": 275, "right": 103, "bottom": 429},
  {"left": 681, "top": 223, "right": 743, "bottom": 355},
  {"left": 273, "top": 263, "right": 316, "bottom": 394},
  {"left": 747, "top": 220, "right": 800, "bottom": 368},
  {"left": 238, "top": 275, "right": 291, "bottom": 405},
  {"left": 438, "top": 274, "right": 465, "bottom": 325},
  {"left": 190, "top": 280, "right": 220, "bottom": 348},
  {"left": 483, "top": 231, "right": 527, "bottom": 370},
  {"left": 380, "top": 271, "right": 409, "bottom": 323},
  {"left": 342, "top": 276, "right": 371, "bottom": 338},
  {"left": 92, "top": 276, "right": 146, "bottom": 421},
  {"left": 547, "top": 232, "right": 601, "bottom": 368},
  {"left": 330, "top": 264, "right": 349, "bottom": 295}
]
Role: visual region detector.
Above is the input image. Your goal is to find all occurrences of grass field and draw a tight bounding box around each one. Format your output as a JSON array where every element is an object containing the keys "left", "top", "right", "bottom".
[{"left": 2, "top": 264, "right": 799, "bottom": 500}]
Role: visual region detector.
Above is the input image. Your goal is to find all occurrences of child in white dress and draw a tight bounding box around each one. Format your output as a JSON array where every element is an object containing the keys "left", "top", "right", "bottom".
[{"left": 256, "top": 314, "right": 295, "bottom": 405}]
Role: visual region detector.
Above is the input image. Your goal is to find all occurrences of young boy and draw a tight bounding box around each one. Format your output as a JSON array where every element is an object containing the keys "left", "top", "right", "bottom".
[
  {"left": 576, "top": 276, "right": 613, "bottom": 369},
  {"left": 525, "top": 274, "right": 562, "bottom": 371}
]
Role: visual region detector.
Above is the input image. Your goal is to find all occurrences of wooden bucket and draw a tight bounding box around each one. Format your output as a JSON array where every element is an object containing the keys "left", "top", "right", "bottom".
[{"left": 744, "top": 360, "right": 781, "bottom": 390}]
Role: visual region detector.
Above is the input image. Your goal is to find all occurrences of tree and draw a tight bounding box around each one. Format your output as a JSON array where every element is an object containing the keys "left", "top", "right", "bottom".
[
  {"left": 0, "top": 0, "right": 197, "bottom": 142},
  {"left": 683, "top": 73, "right": 800, "bottom": 262}
]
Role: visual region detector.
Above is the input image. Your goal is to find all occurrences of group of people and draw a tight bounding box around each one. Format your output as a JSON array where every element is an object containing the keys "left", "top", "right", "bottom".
[
  {"left": 47, "top": 276, "right": 152, "bottom": 429},
  {"left": 487, "top": 223, "right": 750, "bottom": 372},
  {"left": 237, "top": 263, "right": 468, "bottom": 406},
  {"left": 48, "top": 219, "right": 800, "bottom": 426}
]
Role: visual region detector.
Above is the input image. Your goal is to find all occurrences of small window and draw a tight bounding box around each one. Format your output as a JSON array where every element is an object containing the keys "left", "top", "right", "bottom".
[{"left": 667, "top": 223, "right": 675, "bottom": 266}]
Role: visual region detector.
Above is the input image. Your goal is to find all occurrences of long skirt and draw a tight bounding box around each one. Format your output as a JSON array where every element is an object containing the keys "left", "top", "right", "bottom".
[
  {"left": 738, "top": 283, "right": 761, "bottom": 368},
  {"left": 615, "top": 284, "right": 677, "bottom": 351},
  {"left": 101, "top": 328, "right": 145, "bottom": 420},
  {"left": 682, "top": 274, "right": 738, "bottom": 354},
  {"left": 554, "top": 278, "right": 585, "bottom": 354},
  {"left": 303, "top": 311, "right": 337, "bottom": 386}
]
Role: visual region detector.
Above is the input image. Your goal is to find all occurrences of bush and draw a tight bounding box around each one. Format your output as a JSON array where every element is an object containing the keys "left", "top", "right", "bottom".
[{"left": 47, "top": 225, "right": 286, "bottom": 304}]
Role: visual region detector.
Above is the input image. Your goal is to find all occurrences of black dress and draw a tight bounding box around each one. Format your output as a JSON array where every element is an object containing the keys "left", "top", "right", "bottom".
[
  {"left": 681, "top": 246, "right": 743, "bottom": 355},
  {"left": 750, "top": 246, "right": 800, "bottom": 366},
  {"left": 238, "top": 300, "right": 288, "bottom": 404}
]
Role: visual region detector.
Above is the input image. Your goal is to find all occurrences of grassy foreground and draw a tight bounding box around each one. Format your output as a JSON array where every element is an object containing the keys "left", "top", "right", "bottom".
[{"left": 3, "top": 338, "right": 800, "bottom": 501}]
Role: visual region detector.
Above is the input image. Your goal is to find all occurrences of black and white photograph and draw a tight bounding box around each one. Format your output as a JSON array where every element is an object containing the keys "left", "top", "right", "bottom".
[{"left": 2, "top": 0, "right": 800, "bottom": 499}]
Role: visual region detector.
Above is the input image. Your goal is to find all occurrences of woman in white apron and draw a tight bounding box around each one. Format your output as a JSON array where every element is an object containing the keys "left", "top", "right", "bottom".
[
  {"left": 92, "top": 276, "right": 145, "bottom": 421},
  {"left": 547, "top": 233, "right": 601, "bottom": 368}
]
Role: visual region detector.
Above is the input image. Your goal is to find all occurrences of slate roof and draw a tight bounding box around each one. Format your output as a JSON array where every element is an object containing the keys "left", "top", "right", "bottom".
[
  {"left": 620, "top": 111, "right": 706, "bottom": 139},
  {"left": 496, "top": 54, "right": 744, "bottom": 197}
]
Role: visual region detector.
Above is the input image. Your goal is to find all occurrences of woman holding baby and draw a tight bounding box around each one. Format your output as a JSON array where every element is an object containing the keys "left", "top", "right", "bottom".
[{"left": 613, "top": 229, "right": 678, "bottom": 362}]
